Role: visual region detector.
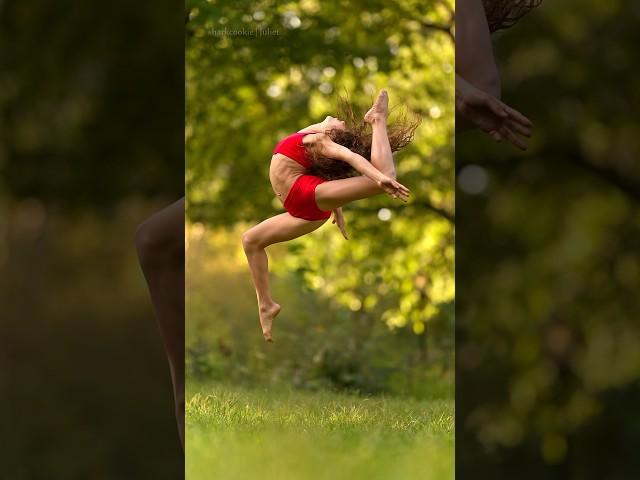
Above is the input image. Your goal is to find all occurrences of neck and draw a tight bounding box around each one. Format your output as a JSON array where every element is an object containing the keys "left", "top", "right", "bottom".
[{"left": 299, "top": 122, "right": 327, "bottom": 133}]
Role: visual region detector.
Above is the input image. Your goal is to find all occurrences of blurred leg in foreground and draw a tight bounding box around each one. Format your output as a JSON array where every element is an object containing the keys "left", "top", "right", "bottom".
[{"left": 135, "top": 198, "right": 185, "bottom": 449}]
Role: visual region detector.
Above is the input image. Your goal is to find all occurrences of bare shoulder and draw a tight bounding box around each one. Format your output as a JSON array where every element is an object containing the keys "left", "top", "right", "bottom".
[{"left": 302, "top": 132, "right": 329, "bottom": 145}]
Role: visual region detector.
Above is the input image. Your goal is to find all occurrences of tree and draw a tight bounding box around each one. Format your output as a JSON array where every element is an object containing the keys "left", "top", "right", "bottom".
[{"left": 186, "top": 0, "right": 455, "bottom": 341}]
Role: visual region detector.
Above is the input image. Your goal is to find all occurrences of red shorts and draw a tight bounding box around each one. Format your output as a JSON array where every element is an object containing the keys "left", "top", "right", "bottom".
[{"left": 283, "top": 175, "right": 332, "bottom": 221}]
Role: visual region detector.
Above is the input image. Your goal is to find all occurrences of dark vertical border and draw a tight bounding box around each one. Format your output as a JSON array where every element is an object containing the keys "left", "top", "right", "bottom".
[
  {"left": 456, "top": 1, "right": 640, "bottom": 478},
  {"left": 0, "top": 1, "right": 185, "bottom": 477}
]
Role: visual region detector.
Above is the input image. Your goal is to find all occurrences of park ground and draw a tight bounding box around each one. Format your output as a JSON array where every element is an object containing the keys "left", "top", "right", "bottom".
[{"left": 186, "top": 381, "right": 454, "bottom": 480}]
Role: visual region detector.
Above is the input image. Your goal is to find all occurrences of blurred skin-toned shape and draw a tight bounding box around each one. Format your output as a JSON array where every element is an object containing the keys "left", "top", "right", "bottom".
[
  {"left": 1, "top": 0, "right": 184, "bottom": 476},
  {"left": 456, "top": 0, "right": 537, "bottom": 149},
  {"left": 136, "top": 198, "right": 185, "bottom": 448}
]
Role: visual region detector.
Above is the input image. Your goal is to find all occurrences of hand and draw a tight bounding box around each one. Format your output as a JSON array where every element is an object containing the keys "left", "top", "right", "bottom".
[
  {"left": 332, "top": 208, "right": 348, "bottom": 240},
  {"left": 377, "top": 175, "right": 411, "bottom": 202},
  {"left": 456, "top": 74, "right": 533, "bottom": 150}
]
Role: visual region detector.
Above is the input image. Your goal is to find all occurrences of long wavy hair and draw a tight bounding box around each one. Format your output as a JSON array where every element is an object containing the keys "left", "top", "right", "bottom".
[
  {"left": 306, "top": 95, "right": 421, "bottom": 181},
  {"left": 483, "top": 0, "right": 543, "bottom": 33}
]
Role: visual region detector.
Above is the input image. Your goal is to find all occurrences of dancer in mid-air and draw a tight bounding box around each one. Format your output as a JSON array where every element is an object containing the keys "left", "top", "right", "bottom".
[
  {"left": 456, "top": 0, "right": 543, "bottom": 148},
  {"left": 242, "top": 90, "right": 419, "bottom": 342}
]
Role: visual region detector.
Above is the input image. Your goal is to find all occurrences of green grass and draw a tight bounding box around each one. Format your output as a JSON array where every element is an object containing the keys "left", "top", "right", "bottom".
[{"left": 186, "top": 382, "right": 454, "bottom": 480}]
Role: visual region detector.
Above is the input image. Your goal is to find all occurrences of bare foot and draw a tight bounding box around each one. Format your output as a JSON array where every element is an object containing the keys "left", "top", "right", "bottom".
[
  {"left": 364, "top": 89, "right": 389, "bottom": 124},
  {"left": 259, "top": 302, "right": 281, "bottom": 342}
]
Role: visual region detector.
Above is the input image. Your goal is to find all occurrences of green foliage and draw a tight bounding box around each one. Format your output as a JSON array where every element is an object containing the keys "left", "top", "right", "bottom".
[
  {"left": 457, "top": 0, "right": 640, "bottom": 475},
  {"left": 186, "top": 224, "right": 452, "bottom": 396},
  {"left": 186, "top": 382, "right": 454, "bottom": 480},
  {"left": 186, "top": 0, "right": 454, "bottom": 337},
  {"left": 0, "top": 200, "right": 183, "bottom": 479},
  {"left": 0, "top": 1, "right": 183, "bottom": 205}
]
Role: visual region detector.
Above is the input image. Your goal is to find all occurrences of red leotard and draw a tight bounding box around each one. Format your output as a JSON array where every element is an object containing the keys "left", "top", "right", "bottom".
[
  {"left": 272, "top": 131, "right": 313, "bottom": 168},
  {"left": 272, "top": 131, "right": 332, "bottom": 221}
]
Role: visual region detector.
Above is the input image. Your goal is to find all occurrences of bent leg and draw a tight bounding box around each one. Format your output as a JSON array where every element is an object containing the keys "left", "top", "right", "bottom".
[
  {"left": 242, "top": 213, "right": 327, "bottom": 340},
  {"left": 135, "top": 198, "right": 185, "bottom": 449},
  {"left": 366, "top": 90, "right": 395, "bottom": 178},
  {"left": 315, "top": 175, "right": 384, "bottom": 210}
]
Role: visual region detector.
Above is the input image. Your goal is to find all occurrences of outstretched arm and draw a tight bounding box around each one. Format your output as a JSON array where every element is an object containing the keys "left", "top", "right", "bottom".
[
  {"left": 304, "top": 133, "right": 385, "bottom": 181},
  {"left": 456, "top": 0, "right": 501, "bottom": 102},
  {"left": 456, "top": 1, "right": 533, "bottom": 148},
  {"left": 303, "top": 133, "right": 410, "bottom": 201},
  {"left": 456, "top": 73, "right": 533, "bottom": 150},
  {"left": 456, "top": 0, "right": 503, "bottom": 133}
]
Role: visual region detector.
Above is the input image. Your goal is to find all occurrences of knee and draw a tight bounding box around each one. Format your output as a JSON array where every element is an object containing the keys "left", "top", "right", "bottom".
[
  {"left": 242, "top": 229, "right": 261, "bottom": 251},
  {"left": 135, "top": 221, "right": 181, "bottom": 267},
  {"left": 135, "top": 221, "right": 156, "bottom": 265}
]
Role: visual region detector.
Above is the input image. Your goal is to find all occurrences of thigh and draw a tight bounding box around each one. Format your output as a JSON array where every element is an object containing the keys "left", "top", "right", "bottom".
[
  {"left": 314, "top": 176, "right": 382, "bottom": 210},
  {"left": 248, "top": 213, "right": 328, "bottom": 247},
  {"left": 140, "top": 198, "right": 183, "bottom": 233}
]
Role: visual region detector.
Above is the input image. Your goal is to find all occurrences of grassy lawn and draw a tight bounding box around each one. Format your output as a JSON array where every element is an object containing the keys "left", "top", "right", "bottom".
[{"left": 186, "top": 382, "right": 454, "bottom": 480}]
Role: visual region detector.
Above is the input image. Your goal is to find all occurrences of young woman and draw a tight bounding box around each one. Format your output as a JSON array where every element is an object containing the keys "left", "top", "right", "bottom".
[
  {"left": 456, "top": 0, "right": 542, "bottom": 148},
  {"left": 242, "top": 90, "right": 419, "bottom": 342}
]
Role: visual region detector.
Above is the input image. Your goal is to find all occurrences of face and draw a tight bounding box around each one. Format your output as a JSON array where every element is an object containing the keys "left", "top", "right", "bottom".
[{"left": 324, "top": 115, "right": 346, "bottom": 131}]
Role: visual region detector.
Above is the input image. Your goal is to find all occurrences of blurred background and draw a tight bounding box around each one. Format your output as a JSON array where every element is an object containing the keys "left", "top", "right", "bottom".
[
  {"left": 457, "top": 0, "right": 640, "bottom": 478},
  {"left": 0, "top": 1, "right": 184, "bottom": 478},
  {"left": 185, "top": 0, "right": 454, "bottom": 398}
]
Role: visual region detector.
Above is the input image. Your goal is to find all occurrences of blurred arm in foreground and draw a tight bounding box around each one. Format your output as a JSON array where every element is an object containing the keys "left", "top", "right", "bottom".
[{"left": 456, "top": 0, "right": 534, "bottom": 149}]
